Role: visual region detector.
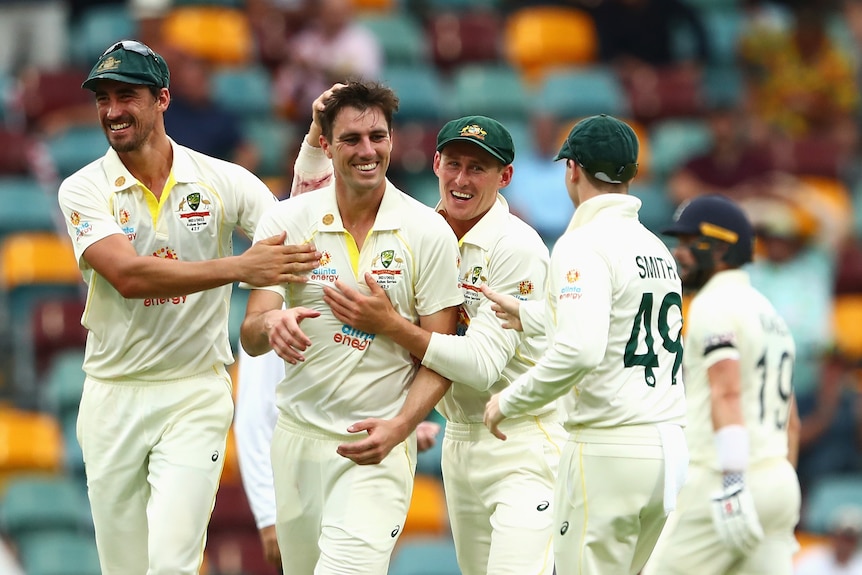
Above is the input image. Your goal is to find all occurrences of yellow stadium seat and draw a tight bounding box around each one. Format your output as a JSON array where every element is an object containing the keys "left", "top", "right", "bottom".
[
  {"left": 162, "top": 6, "right": 253, "bottom": 65},
  {"left": 0, "top": 232, "right": 80, "bottom": 290},
  {"left": 504, "top": 6, "right": 598, "bottom": 85},
  {"left": 0, "top": 405, "right": 63, "bottom": 484},
  {"left": 403, "top": 475, "right": 448, "bottom": 538},
  {"left": 833, "top": 294, "right": 862, "bottom": 361},
  {"left": 351, "top": 0, "right": 395, "bottom": 12}
]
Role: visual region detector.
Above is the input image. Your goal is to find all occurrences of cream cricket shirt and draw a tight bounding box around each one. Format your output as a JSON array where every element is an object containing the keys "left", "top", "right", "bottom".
[
  {"left": 683, "top": 269, "right": 796, "bottom": 469},
  {"left": 422, "top": 195, "right": 555, "bottom": 424},
  {"left": 57, "top": 140, "right": 276, "bottom": 381},
  {"left": 253, "top": 182, "right": 462, "bottom": 436},
  {"left": 499, "top": 194, "right": 687, "bottom": 429}
]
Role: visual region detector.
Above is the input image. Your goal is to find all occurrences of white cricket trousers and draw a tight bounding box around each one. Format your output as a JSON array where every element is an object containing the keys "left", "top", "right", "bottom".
[
  {"left": 76, "top": 367, "right": 234, "bottom": 575},
  {"left": 643, "top": 458, "right": 800, "bottom": 575},
  {"left": 441, "top": 413, "right": 566, "bottom": 575},
  {"left": 271, "top": 415, "right": 416, "bottom": 575},
  {"left": 554, "top": 424, "right": 687, "bottom": 575}
]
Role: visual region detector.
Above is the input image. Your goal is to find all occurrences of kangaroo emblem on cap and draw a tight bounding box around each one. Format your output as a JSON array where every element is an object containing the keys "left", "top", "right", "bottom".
[
  {"left": 459, "top": 125, "right": 487, "bottom": 140},
  {"left": 96, "top": 56, "right": 121, "bottom": 72}
]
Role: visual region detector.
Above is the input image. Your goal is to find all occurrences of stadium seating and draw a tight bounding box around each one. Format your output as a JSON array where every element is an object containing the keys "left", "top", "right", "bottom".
[
  {"left": 0, "top": 473, "right": 90, "bottom": 541},
  {"left": 536, "top": 66, "right": 630, "bottom": 120},
  {"left": 162, "top": 6, "right": 254, "bottom": 65},
  {"left": 44, "top": 126, "right": 110, "bottom": 179},
  {"left": 504, "top": 6, "right": 598, "bottom": 85},
  {"left": 42, "top": 349, "right": 86, "bottom": 428},
  {"left": 389, "top": 536, "right": 460, "bottom": 575},
  {"left": 803, "top": 475, "right": 862, "bottom": 534},
  {"left": 212, "top": 65, "right": 274, "bottom": 119},
  {"left": 403, "top": 475, "right": 448, "bottom": 538},
  {"left": 207, "top": 482, "right": 279, "bottom": 575},
  {"left": 450, "top": 64, "right": 529, "bottom": 122},
  {"left": 381, "top": 65, "right": 447, "bottom": 123},
  {"left": 629, "top": 179, "right": 676, "bottom": 235},
  {"left": 832, "top": 294, "right": 862, "bottom": 361},
  {"left": 427, "top": 11, "right": 502, "bottom": 72},
  {"left": 244, "top": 117, "right": 299, "bottom": 180},
  {"left": 359, "top": 13, "right": 429, "bottom": 66},
  {"left": 0, "top": 130, "right": 34, "bottom": 176},
  {"left": 30, "top": 299, "right": 87, "bottom": 384},
  {"left": 0, "top": 177, "right": 57, "bottom": 241},
  {"left": 648, "top": 118, "right": 713, "bottom": 178},
  {"left": 16, "top": 531, "right": 100, "bottom": 575},
  {"left": 0, "top": 407, "right": 64, "bottom": 482},
  {"left": 70, "top": 4, "right": 137, "bottom": 67},
  {"left": 17, "top": 68, "right": 92, "bottom": 131}
]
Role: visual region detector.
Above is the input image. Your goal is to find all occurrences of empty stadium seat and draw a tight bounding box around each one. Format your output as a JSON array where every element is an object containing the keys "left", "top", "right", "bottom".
[
  {"left": 403, "top": 475, "right": 448, "bottom": 538},
  {"left": 648, "top": 118, "right": 713, "bottom": 178},
  {"left": 623, "top": 66, "right": 706, "bottom": 123},
  {"left": 0, "top": 130, "right": 34, "bottom": 176},
  {"left": 162, "top": 6, "right": 253, "bottom": 65},
  {"left": 16, "top": 531, "right": 100, "bottom": 575},
  {"left": 44, "top": 126, "right": 110, "bottom": 179},
  {"left": 427, "top": 11, "right": 502, "bottom": 72},
  {"left": 381, "top": 65, "right": 447, "bottom": 123},
  {"left": 832, "top": 294, "right": 862, "bottom": 361},
  {"left": 17, "top": 68, "right": 92, "bottom": 131},
  {"left": 211, "top": 65, "right": 274, "bottom": 119},
  {"left": 70, "top": 5, "right": 137, "bottom": 67},
  {"left": 390, "top": 121, "right": 442, "bottom": 180},
  {"left": 0, "top": 177, "right": 56, "bottom": 240},
  {"left": 504, "top": 6, "right": 598, "bottom": 85},
  {"left": 389, "top": 536, "right": 460, "bottom": 575},
  {"left": 43, "top": 348, "right": 86, "bottom": 425},
  {"left": 358, "top": 13, "right": 428, "bottom": 66},
  {"left": 31, "top": 298, "right": 87, "bottom": 381},
  {"left": 244, "top": 117, "right": 299, "bottom": 180},
  {"left": 450, "top": 64, "right": 529, "bottom": 122},
  {"left": 0, "top": 472, "right": 91, "bottom": 541},
  {"left": 537, "top": 66, "right": 630, "bottom": 120},
  {"left": 0, "top": 407, "right": 64, "bottom": 481}
]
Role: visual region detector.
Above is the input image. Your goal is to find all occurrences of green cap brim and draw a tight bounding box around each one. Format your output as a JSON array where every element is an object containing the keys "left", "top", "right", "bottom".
[{"left": 437, "top": 136, "right": 511, "bottom": 165}]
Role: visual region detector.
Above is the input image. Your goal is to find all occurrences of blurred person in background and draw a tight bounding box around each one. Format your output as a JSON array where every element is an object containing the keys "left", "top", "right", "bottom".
[
  {"left": 162, "top": 45, "right": 260, "bottom": 172},
  {"left": 272, "top": 0, "right": 381, "bottom": 120},
  {"left": 0, "top": 0, "right": 68, "bottom": 74},
  {"left": 795, "top": 506, "right": 862, "bottom": 575}
]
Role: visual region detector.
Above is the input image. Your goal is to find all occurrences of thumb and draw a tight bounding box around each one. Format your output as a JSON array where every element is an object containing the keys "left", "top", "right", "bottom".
[
  {"left": 347, "top": 419, "right": 377, "bottom": 434},
  {"left": 364, "top": 272, "right": 384, "bottom": 294},
  {"left": 298, "top": 307, "right": 322, "bottom": 320}
]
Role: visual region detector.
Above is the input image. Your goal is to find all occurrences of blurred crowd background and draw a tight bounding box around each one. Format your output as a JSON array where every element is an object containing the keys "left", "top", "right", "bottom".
[{"left": 1, "top": 0, "right": 862, "bottom": 573}]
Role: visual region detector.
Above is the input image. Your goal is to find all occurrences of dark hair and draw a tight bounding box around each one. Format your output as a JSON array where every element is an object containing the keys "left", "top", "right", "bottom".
[{"left": 319, "top": 80, "right": 399, "bottom": 141}]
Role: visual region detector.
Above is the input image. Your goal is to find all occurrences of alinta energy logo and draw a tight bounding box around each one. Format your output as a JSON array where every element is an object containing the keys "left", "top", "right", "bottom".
[
  {"left": 312, "top": 251, "right": 338, "bottom": 283},
  {"left": 560, "top": 269, "right": 583, "bottom": 301},
  {"left": 333, "top": 324, "right": 375, "bottom": 351}
]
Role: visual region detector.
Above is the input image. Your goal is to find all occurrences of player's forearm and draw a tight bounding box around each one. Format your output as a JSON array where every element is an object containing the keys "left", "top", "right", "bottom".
[
  {"left": 376, "top": 314, "right": 432, "bottom": 361},
  {"left": 240, "top": 311, "right": 275, "bottom": 357},
  {"left": 290, "top": 140, "right": 333, "bottom": 197},
  {"left": 107, "top": 254, "right": 246, "bottom": 299},
  {"left": 708, "top": 360, "right": 745, "bottom": 430},
  {"left": 393, "top": 366, "right": 451, "bottom": 434},
  {"left": 423, "top": 328, "right": 517, "bottom": 391},
  {"left": 519, "top": 299, "right": 547, "bottom": 337}
]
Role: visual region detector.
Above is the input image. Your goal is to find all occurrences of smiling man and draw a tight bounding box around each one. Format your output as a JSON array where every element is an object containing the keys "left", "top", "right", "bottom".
[
  {"left": 239, "top": 80, "right": 461, "bottom": 575},
  {"left": 280, "top": 103, "right": 565, "bottom": 575}
]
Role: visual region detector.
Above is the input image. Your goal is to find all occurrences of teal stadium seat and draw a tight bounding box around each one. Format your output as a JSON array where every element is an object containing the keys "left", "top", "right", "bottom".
[
  {"left": 211, "top": 65, "right": 274, "bottom": 118},
  {"left": 381, "top": 65, "right": 447, "bottom": 122},
  {"left": 229, "top": 285, "right": 250, "bottom": 353},
  {"left": 43, "top": 349, "right": 86, "bottom": 427},
  {"left": 389, "top": 537, "right": 461, "bottom": 575},
  {"left": 450, "top": 64, "right": 529, "bottom": 122},
  {"left": 243, "top": 117, "right": 298, "bottom": 180},
  {"left": 648, "top": 118, "right": 713, "bottom": 179},
  {"left": 70, "top": 5, "right": 137, "bottom": 66},
  {"left": 804, "top": 475, "right": 862, "bottom": 534},
  {"left": 629, "top": 179, "right": 676, "bottom": 236},
  {"left": 0, "top": 475, "right": 92, "bottom": 540},
  {"left": 0, "top": 177, "right": 56, "bottom": 240},
  {"left": 17, "top": 532, "right": 100, "bottom": 575},
  {"left": 536, "top": 66, "right": 630, "bottom": 121},
  {"left": 700, "top": 7, "right": 745, "bottom": 65},
  {"left": 419, "top": 0, "right": 500, "bottom": 10},
  {"left": 44, "top": 126, "right": 110, "bottom": 179},
  {"left": 359, "top": 13, "right": 428, "bottom": 66}
]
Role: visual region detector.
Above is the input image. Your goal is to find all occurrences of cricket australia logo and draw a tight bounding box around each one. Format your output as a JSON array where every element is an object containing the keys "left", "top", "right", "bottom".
[
  {"left": 460, "top": 265, "right": 486, "bottom": 305},
  {"left": 176, "top": 192, "right": 213, "bottom": 233},
  {"left": 459, "top": 124, "right": 487, "bottom": 141},
  {"left": 370, "top": 249, "right": 404, "bottom": 290}
]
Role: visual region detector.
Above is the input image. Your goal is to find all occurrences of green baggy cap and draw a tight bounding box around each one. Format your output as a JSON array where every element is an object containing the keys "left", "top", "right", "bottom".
[
  {"left": 436, "top": 115, "right": 515, "bottom": 165},
  {"left": 82, "top": 40, "right": 170, "bottom": 91},
  {"left": 555, "top": 114, "right": 639, "bottom": 184}
]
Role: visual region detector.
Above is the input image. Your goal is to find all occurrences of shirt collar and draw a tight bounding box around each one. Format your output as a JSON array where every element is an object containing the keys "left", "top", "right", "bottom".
[
  {"left": 700, "top": 268, "right": 750, "bottom": 294},
  {"left": 315, "top": 179, "right": 404, "bottom": 232},
  {"left": 102, "top": 138, "right": 197, "bottom": 193},
  {"left": 450, "top": 194, "right": 510, "bottom": 250},
  {"left": 566, "top": 193, "right": 642, "bottom": 232}
]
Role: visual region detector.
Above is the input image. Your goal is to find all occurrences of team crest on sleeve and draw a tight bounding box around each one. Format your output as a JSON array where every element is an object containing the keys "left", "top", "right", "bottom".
[
  {"left": 516, "top": 279, "right": 534, "bottom": 301},
  {"left": 370, "top": 249, "right": 404, "bottom": 290},
  {"left": 176, "top": 191, "right": 213, "bottom": 232},
  {"left": 559, "top": 269, "right": 583, "bottom": 301},
  {"left": 70, "top": 210, "right": 93, "bottom": 241},
  {"left": 118, "top": 208, "right": 136, "bottom": 241},
  {"left": 703, "top": 332, "right": 737, "bottom": 355}
]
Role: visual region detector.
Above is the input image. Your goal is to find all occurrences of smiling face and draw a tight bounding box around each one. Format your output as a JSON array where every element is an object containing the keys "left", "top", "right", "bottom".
[
  {"left": 434, "top": 140, "right": 513, "bottom": 238},
  {"left": 93, "top": 80, "right": 167, "bottom": 154},
  {"left": 321, "top": 105, "right": 391, "bottom": 196}
]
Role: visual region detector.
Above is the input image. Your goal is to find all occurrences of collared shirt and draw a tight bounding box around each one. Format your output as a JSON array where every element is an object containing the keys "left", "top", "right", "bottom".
[
  {"left": 57, "top": 139, "right": 276, "bottom": 381},
  {"left": 684, "top": 269, "right": 796, "bottom": 469},
  {"left": 253, "top": 181, "right": 462, "bottom": 436},
  {"left": 423, "top": 195, "right": 555, "bottom": 424},
  {"left": 499, "top": 194, "right": 686, "bottom": 430}
]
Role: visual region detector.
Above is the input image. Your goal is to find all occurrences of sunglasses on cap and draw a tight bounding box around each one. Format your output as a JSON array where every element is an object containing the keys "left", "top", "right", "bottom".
[{"left": 102, "top": 40, "right": 158, "bottom": 59}]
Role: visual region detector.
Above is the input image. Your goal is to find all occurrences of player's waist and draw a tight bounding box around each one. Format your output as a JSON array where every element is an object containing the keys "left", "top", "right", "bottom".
[
  {"left": 565, "top": 423, "right": 670, "bottom": 445},
  {"left": 84, "top": 363, "right": 229, "bottom": 386},
  {"left": 276, "top": 412, "right": 377, "bottom": 442},
  {"left": 445, "top": 412, "right": 561, "bottom": 442}
]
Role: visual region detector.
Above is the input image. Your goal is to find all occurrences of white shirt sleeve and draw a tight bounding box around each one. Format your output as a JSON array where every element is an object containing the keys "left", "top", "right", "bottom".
[
  {"left": 290, "top": 140, "right": 333, "bottom": 197},
  {"left": 499, "top": 245, "right": 611, "bottom": 416},
  {"left": 234, "top": 346, "right": 283, "bottom": 529},
  {"left": 519, "top": 299, "right": 547, "bottom": 338}
]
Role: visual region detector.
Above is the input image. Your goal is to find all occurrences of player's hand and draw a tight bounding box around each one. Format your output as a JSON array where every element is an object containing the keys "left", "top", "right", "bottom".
[
  {"left": 483, "top": 393, "right": 508, "bottom": 441},
  {"left": 264, "top": 307, "right": 321, "bottom": 364},
  {"left": 323, "top": 273, "right": 397, "bottom": 335},
  {"left": 241, "top": 233, "right": 320, "bottom": 286},
  {"left": 416, "top": 421, "right": 441, "bottom": 453},
  {"left": 337, "top": 417, "right": 409, "bottom": 465},
  {"left": 307, "top": 82, "right": 348, "bottom": 147},
  {"left": 480, "top": 284, "right": 523, "bottom": 332},
  {"left": 258, "top": 525, "right": 281, "bottom": 567},
  {"left": 710, "top": 478, "right": 764, "bottom": 555}
]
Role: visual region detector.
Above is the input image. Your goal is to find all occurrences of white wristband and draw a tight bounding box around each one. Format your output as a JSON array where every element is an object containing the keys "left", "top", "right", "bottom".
[{"left": 714, "top": 424, "right": 749, "bottom": 473}]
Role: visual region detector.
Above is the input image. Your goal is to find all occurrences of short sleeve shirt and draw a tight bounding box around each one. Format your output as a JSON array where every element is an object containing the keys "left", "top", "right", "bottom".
[{"left": 57, "top": 140, "right": 276, "bottom": 381}]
